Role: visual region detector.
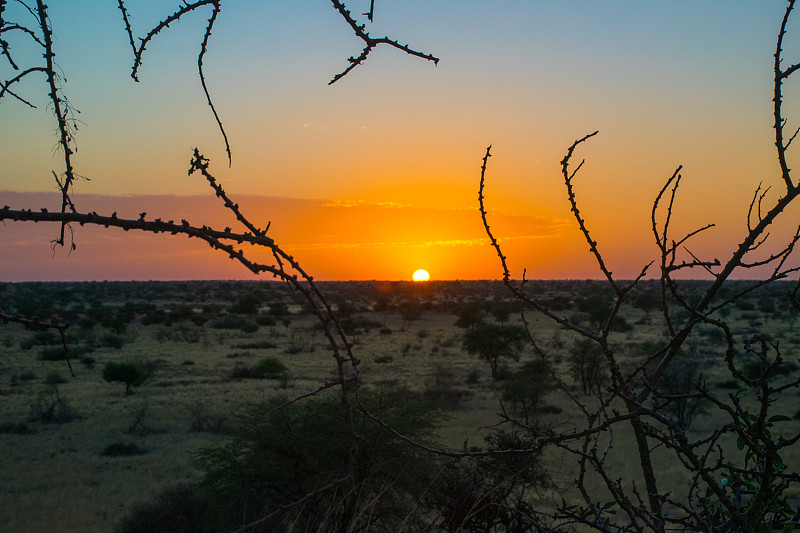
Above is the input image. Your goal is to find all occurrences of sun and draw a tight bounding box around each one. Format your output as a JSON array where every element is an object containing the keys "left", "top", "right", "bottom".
[{"left": 412, "top": 269, "right": 430, "bottom": 282}]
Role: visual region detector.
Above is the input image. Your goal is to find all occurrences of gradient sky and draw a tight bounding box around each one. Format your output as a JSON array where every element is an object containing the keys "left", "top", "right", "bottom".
[{"left": 2, "top": 1, "right": 798, "bottom": 281}]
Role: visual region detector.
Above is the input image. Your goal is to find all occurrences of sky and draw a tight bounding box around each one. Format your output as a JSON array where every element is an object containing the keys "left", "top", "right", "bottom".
[{"left": 2, "top": 1, "right": 799, "bottom": 281}]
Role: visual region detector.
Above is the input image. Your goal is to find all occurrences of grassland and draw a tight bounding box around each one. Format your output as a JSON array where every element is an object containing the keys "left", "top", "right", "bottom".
[{"left": 1, "top": 279, "right": 799, "bottom": 532}]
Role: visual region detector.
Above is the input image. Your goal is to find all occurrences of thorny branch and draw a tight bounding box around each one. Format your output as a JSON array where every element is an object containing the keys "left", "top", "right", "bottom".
[
  {"left": 114, "top": 0, "right": 436, "bottom": 163},
  {"left": 0, "top": 311, "right": 73, "bottom": 376},
  {"left": 1, "top": 0, "right": 442, "bottom": 527},
  {"left": 328, "top": 0, "right": 438, "bottom": 85},
  {"left": 475, "top": 1, "right": 800, "bottom": 530}
]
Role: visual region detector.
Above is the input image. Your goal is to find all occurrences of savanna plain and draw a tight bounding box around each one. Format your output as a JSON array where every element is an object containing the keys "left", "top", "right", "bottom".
[{"left": 1, "top": 279, "right": 799, "bottom": 532}]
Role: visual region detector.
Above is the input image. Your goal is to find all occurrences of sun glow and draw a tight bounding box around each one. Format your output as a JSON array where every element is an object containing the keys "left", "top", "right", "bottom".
[{"left": 412, "top": 269, "right": 430, "bottom": 281}]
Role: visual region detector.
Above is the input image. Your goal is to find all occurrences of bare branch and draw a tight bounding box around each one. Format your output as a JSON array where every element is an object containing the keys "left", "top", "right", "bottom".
[
  {"left": 774, "top": 0, "right": 797, "bottom": 189},
  {"left": 0, "top": 310, "right": 74, "bottom": 376},
  {"left": 328, "top": 0, "right": 438, "bottom": 85}
]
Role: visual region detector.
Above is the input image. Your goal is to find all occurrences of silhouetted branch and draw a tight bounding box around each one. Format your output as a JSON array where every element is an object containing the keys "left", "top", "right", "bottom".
[
  {"left": 477, "top": 4, "right": 800, "bottom": 529},
  {"left": 328, "top": 0, "right": 438, "bottom": 85},
  {"left": 0, "top": 65, "right": 45, "bottom": 106},
  {"left": 363, "top": 0, "right": 375, "bottom": 22},
  {"left": 117, "top": 1, "right": 232, "bottom": 165},
  {"left": 0, "top": 310, "right": 74, "bottom": 376},
  {"left": 774, "top": 0, "right": 798, "bottom": 189},
  {"left": 196, "top": 3, "right": 230, "bottom": 164},
  {"left": 561, "top": 131, "right": 620, "bottom": 289},
  {"left": 230, "top": 475, "right": 353, "bottom": 533}
]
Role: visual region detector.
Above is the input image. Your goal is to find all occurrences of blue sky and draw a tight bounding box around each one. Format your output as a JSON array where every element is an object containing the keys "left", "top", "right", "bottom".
[{"left": 2, "top": 2, "right": 798, "bottom": 280}]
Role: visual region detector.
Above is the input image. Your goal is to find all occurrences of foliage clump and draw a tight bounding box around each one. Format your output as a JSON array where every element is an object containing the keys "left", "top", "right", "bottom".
[
  {"left": 462, "top": 323, "right": 528, "bottom": 379},
  {"left": 103, "top": 361, "right": 156, "bottom": 394},
  {"left": 230, "top": 356, "right": 287, "bottom": 380},
  {"left": 118, "top": 391, "right": 445, "bottom": 531},
  {"left": 101, "top": 442, "right": 147, "bottom": 457}
]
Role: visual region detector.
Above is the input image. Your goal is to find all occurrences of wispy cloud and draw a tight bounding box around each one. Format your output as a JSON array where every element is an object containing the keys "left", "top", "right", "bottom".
[{"left": 0, "top": 191, "right": 569, "bottom": 280}]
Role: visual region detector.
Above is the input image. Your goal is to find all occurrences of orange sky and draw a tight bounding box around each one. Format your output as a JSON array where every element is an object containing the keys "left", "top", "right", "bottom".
[{"left": 2, "top": 3, "right": 798, "bottom": 281}]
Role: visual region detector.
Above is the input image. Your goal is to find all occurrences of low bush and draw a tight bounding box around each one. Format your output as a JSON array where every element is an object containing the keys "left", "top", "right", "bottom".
[
  {"left": 234, "top": 340, "right": 276, "bottom": 350},
  {"left": 99, "top": 333, "right": 126, "bottom": 349},
  {"left": 32, "top": 330, "right": 61, "bottom": 346},
  {"left": 43, "top": 371, "right": 66, "bottom": 386},
  {"left": 339, "top": 315, "right": 383, "bottom": 334},
  {"left": 252, "top": 356, "right": 287, "bottom": 376},
  {"left": 30, "top": 384, "right": 77, "bottom": 423},
  {"left": 114, "top": 484, "right": 215, "bottom": 533},
  {"left": 37, "top": 345, "right": 68, "bottom": 361},
  {"left": 192, "top": 390, "right": 444, "bottom": 531},
  {"left": 255, "top": 314, "right": 275, "bottom": 326},
  {"left": 0, "top": 422, "right": 34, "bottom": 434},
  {"left": 37, "top": 342, "right": 91, "bottom": 361},
  {"left": 103, "top": 361, "right": 157, "bottom": 394},
  {"left": 240, "top": 321, "right": 259, "bottom": 334},
  {"left": 210, "top": 316, "right": 257, "bottom": 332},
  {"left": 189, "top": 403, "right": 230, "bottom": 434},
  {"left": 231, "top": 357, "right": 287, "bottom": 379},
  {"left": 101, "top": 442, "right": 147, "bottom": 457}
]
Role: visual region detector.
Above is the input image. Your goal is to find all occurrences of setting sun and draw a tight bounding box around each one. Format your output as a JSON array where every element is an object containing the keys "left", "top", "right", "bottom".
[{"left": 412, "top": 269, "right": 430, "bottom": 281}]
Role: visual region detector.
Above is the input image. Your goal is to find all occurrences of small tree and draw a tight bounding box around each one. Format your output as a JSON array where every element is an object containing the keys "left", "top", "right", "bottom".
[
  {"left": 228, "top": 293, "right": 262, "bottom": 315},
  {"left": 501, "top": 360, "right": 552, "bottom": 424},
  {"left": 567, "top": 338, "right": 606, "bottom": 395},
  {"left": 462, "top": 323, "right": 528, "bottom": 380},
  {"left": 398, "top": 298, "right": 423, "bottom": 330},
  {"left": 103, "top": 361, "right": 155, "bottom": 395},
  {"left": 654, "top": 347, "right": 710, "bottom": 430},
  {"left": 454, "top": 301, "right": 486, "bottom": 329},
  {"left": 192, "top": 390, "right": 443, "bottom": 532},
  {"left": 490, "top": 301, "right": 512, "bottom": 324}
]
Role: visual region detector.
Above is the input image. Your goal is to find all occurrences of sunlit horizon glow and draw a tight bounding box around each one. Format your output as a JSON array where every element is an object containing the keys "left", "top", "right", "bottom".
[{"left": 2, "top": 3, "right": 798, "bottom": 281}]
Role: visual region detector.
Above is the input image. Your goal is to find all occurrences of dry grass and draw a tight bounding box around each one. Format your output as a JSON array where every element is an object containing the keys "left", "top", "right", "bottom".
[{"left": 1, "top": 280, "right": 799, "bottom": 532}]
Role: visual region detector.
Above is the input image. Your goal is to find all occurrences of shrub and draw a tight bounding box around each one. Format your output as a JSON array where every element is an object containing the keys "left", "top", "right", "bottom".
[
  {"left": 339, "top": 315, "right": 383, "bottom": 334},
  {"left": 462, "top": 323, "right": 528, "bottom": 380},
  {"left": 103, "top": 361, "right": 156, "bottom": 394},
  {"left": 38, "top": 343, "right": 91, "bottom": 361},
  {"left": 209, "top": 316, "right": 256, "bottom": 332},
  {"left": 233, "top": 340, "right": 276, "bottom": 350},
  {"left": 14, "top": 371, "right": 37, "bottom": 384},
  {"left": 30, "top": 384, "right": 77, "bottom": 423},
  {"left": 32, "top": 330, "right": 61, "bottom": 345},
  {"left": 229, "top": 293, "right": 262, "bottom": 315},
  {"left": 100, "top": 333, "right": 126, "bottom": 349},
  {"left": 501, "top": 360, "right": 553, "bottom": 424},
  {"left": 252, "top": 356, "right": 287, "bottom": 376},
  {"left": 240, "top": 321, "right": 258, "bottom": 333},
  {"left": 114, "top": 484, "right": 215, "bottom": 533},
  {"left": 423, "top": 365, "right": 466, "bottom": 409},
  {"left": 76, "top": 316, "right": 97, "bottom": 329},
  {"left": 0, "top": 422, "right": 34, "bottom": 435},
  {"left": 189, "top": 402, "right": 230, "bottom": 434},
  {"left": 192, "top": 390, "right": 443, "bottom": 531},
  {"left": 255, "top": 314, "right": 275, "bottom": 326},
  {"left": 101, "top": 442, "right": 147, "bottom": 457},
  {"left": 231, "top": 357, "right": 287, "bottom": 379},
  {"left": 43, "top": 371, "right": 66, "bottom": 386},
  {"left": 37, "top": 345, "right": 68, "bottom": 361}
]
